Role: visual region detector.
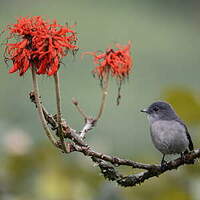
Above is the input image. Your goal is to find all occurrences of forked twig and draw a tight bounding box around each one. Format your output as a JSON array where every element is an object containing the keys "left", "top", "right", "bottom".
[
  {"left": 72, "top": 98, "right": 96, "bottom": 139},
  {"left": 72, "top": 71, "right": 110, "bottom": 139}
]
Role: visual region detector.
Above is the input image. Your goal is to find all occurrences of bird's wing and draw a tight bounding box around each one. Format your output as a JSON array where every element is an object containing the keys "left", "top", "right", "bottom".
[
  {"left": 175, "top": 119, "right": 194, "bottom": 151},
  {"left": 184, "top": 125, "right": 194, "bottom": 151}
]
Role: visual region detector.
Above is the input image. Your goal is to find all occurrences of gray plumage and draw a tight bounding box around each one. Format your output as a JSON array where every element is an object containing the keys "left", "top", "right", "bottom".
[{"left": 141, "top": 101, "right": 193, "bottom": 164}]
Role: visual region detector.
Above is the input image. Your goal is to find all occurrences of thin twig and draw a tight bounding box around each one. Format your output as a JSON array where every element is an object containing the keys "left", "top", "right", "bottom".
[
  {"left": 54, "top": 72, "right": 67, "bottom": 152},
  {"left": 95, "top": 71, "right": 110, "bottom": 121},
  {"left": 72, "top": 98, "right": 89, "bottom": 119},
  {"left": 72, "top": 71, "right": 110, "bottom": 138},
  {"left": 31, "top": 67, "right": 57, "bottom": 146}
]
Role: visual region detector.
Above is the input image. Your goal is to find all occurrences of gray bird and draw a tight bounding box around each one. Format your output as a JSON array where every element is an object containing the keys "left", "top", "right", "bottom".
[{"left": 141, "top": 101, "right": 193, "bottom": 166}]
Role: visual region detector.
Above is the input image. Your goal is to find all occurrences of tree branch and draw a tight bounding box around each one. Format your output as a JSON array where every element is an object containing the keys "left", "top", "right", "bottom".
[
  {"left": 72, "top": 98, "right": 96, "bottom": 139},
  {"left": 29, "top": 91, "right": 199, "bottom": 187}
]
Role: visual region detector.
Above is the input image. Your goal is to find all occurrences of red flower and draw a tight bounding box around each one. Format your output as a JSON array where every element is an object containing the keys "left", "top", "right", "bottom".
[
  {"left": 5, "top": 16, "right": 78, "bottom": 76},
  {"left": 86, "top": 42, "right": 133, "bottom": 80}
]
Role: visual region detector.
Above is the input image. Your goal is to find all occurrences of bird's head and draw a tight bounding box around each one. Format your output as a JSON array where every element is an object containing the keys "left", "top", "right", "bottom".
[{"left": 141, "top": 101, "right": 177, "bottom": 122}]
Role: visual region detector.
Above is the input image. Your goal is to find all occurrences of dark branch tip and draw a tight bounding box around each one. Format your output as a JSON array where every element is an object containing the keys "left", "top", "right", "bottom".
[{"left": 72, "top": 97, "right": 78, "bottom": 105}]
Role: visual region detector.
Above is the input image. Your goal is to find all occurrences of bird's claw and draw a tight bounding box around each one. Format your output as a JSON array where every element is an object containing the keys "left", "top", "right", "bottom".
[
  {"left": 161, "top": 160, "right": 168, "bottom": 171},
  {"left": 180, "top": 152, "right": 186, "bottom": 162}
]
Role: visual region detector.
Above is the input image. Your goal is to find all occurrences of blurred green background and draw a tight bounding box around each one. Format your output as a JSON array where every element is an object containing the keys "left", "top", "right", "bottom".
[{"left": 0, "top": 0, "right": 200, "bottom": 199}]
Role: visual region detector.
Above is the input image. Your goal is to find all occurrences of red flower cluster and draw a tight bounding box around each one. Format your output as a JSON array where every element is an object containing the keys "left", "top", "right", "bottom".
[
  {"left": 86, "top": 42, "right": 132, "bottom": 80},
  {"left": 6, "top": 16, "right": 78, "bottom": 76}
]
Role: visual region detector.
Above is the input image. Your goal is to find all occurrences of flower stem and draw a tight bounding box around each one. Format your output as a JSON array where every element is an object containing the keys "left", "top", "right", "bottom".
[
  {"left": 95, "top": 71, "right": 110, "bottom": 121},
  {"left": 31, "top": 67, "right": 57, "bottom": 146},
  {"left": 54, "top": 72, "right": 67, "bottom": 152}
]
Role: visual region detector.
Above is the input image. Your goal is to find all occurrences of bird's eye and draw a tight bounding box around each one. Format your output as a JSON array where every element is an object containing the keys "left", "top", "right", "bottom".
[{"left": 153, "top": 107, "right": 159, "bottom": 112}]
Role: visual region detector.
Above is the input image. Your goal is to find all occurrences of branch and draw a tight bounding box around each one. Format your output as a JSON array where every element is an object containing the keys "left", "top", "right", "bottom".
[
  {"left": 114, "top": 150, "right": 198, "bottom": 187},
  {"left": 29, "top": 92, "right": 158, "bottom": 169},
  {"left": 90, "top": 150, "right": 198, "bottom": 187},
  {"left": 72, "top": 98, "right": 89, "bottom": 120},
  {"left": 29, "top": 91, "right": 199, "bottom": 187},
  {"left": 79, "top": 118, "right": 96, "bottom": 138},
  {"left": 72, "top": 98, "right": 96, "bottom": 139},
  {"left": 77, "top": 145, "right": 159, "bottom": 170},
  {"left": 29, "top": 91, "right": 87, "bottom": 147},
  {"left": 30, "top": 91, "right": 57, "bottom": 129},
  {"left": 71, "top": 71, "right": 110, "bottom": 139}
]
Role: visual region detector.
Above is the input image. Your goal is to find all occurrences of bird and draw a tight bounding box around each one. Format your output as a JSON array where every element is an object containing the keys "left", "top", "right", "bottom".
[{"left": 141, "top": 101, "right": 193, "bottom": 166}]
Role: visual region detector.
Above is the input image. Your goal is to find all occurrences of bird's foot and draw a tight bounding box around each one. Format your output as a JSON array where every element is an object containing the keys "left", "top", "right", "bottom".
[
  {"left": 160, "top": 160, "right": 168, "bottom": 171},
  {"left": 180, "top": 152, "right": 186, "bottom": 162},
  {"left": 181, "top": 152, "right": 195, "bottom": 164},
  {"left": 184, "top": 149, "right": 189, "bottom": 155}
]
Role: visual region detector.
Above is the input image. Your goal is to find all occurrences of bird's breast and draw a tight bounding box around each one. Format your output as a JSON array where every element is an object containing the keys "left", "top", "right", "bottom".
[{"left": 150, "top": 120, "right": 189, "bottom": 154}]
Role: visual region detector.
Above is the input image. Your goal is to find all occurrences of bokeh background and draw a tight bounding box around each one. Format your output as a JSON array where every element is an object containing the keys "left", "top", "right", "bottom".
[{"left": 0, "top": 0, "right": 200, "bottom": 199}]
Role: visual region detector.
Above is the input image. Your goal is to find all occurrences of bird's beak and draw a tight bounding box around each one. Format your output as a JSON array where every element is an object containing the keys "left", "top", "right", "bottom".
[{"left": 140, "top": 109, "right": 148, "bottom": 113}]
